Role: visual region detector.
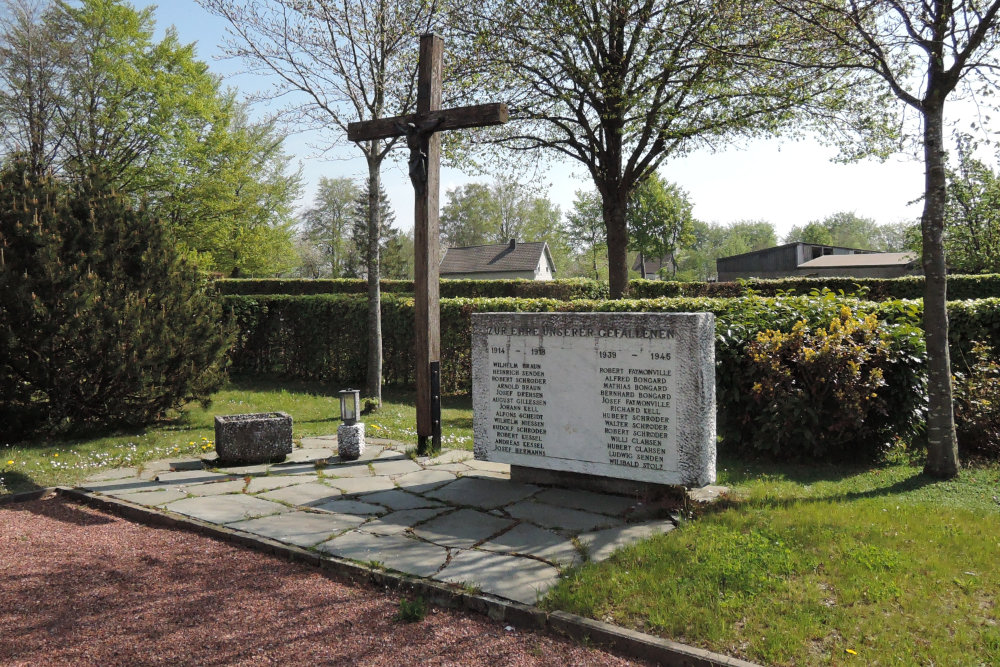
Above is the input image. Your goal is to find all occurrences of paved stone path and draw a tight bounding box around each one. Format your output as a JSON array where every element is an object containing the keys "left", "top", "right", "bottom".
[{"left": 79, "top": 437, "right": 676, "bottom": 605}]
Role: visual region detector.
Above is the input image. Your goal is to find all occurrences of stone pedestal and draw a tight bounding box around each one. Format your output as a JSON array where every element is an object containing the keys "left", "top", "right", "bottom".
[
  {"left": 214, "top": 412, "right": 293, "bottom": 465},
  {"left": 337, "top": 423, "right": 366, "bottom": 461}
]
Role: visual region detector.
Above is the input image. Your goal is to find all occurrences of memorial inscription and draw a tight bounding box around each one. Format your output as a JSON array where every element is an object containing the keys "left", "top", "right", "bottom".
[{"left": 472, "top": 312, "right": 715, "bottom": 487}]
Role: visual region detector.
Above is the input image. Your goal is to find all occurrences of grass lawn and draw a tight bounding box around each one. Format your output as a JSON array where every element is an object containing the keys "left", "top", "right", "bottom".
[
  {"left": 0, "top": 379, "right": 472, "bottom": 495},
  {"left": 3, "top": 382, "right": 998, "bottom": 665},
  {"left": 546, "top": 458, "right": 1000, "bottom": 665}
]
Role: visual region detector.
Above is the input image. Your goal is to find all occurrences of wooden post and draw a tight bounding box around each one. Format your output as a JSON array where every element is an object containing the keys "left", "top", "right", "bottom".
[
  {"left": 346, "top": 34, "right": 508, "bottom": 456},
  {"left": 414, "top": 34, "right": 443, "bottom": 454}
]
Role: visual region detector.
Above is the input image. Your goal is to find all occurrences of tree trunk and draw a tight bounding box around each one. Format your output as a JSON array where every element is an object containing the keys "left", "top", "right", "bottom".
[
  {"left": 920, "top": 101, "right": 959, "bottom": 478},
  {"left": 604, "top": 189, "right": 630, "bottom": 298},
  {"left": 365, "top": 156, "right": 383, "bottom": 407}
]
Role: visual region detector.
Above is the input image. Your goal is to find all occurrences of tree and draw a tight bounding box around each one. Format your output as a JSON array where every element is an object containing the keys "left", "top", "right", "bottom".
[
  {"left": 784, "top": 211, "right": 900, "bottom": 250},
  {"left": 944, "top": 146, "right": 1000, "bottom": 273},
  {"left": 627, "top": 174, "right": 695, "bottom": 278},
  {"left": 674, "top": 220, "right": 778, "bottom": 281},
  {"left": 348, "top": 181, "right": 400, "bottom": 279},
  {"left": 565, "top": 189, "right": 607, "bottom": 280},
  {"left": 770, "top": 0, "right": 1000, "bottom": 478},
  {"left": 0, "top": 0, "right": 301, "bottom": 277},
  {"left": 0, "top": 0, "right": 66, "bottom": 175},
  {"left": 439, "top": 177, "right": 570, "bottom": 270},
  {"left": 155, "top": 100, "right": 301, "bottom": 277},
  {"left": 301, "top": 177, "right": 361, "bottom": 277},
  {"left": 0, "top": 165, "right": 230, "bottom": 436},
  {"left": 200, "top": 0, "right": 447, "bottom": 406},
  {"left": 786, "top": 220, "right": 834, "bottom": 246},
  {"left": 461, "top": 0, "right": 880, "bottom": 298}
]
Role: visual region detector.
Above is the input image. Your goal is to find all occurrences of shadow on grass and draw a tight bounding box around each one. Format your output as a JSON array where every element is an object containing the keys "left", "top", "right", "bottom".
[
  {"left": 702, "top": 467, "right": 942, "bottom": 517},
  {"left": 0, "top": 471, "right": 45, "bottom": 497}
]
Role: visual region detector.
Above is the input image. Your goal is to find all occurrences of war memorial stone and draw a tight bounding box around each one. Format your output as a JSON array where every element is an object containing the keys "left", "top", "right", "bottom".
[{"left": 472, "top": 312, "right": 716, "bottom": 489}]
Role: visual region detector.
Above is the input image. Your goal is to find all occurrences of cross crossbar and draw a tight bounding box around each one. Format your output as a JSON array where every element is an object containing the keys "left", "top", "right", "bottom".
[{"left": 347, "top": 103, "right": 508, "bottom": 142}]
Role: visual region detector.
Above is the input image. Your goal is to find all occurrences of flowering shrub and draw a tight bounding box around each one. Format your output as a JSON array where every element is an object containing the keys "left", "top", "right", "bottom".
[
  {"left": 735, "top": 306, "right": 926, "bottom": 461},
  {"left": 953, "top": 341, "right": 1000, "bottom": 460}
]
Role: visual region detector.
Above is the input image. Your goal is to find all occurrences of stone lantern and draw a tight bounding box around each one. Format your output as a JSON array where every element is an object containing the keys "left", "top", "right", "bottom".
[{"left": 337, "top": 388, "right": 365, "bottom": 460}]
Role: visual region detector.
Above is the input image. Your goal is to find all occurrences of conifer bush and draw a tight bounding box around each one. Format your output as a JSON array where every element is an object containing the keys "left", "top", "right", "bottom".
[{"left": 0, "top": 165, "right": 231, "bottom": 436}]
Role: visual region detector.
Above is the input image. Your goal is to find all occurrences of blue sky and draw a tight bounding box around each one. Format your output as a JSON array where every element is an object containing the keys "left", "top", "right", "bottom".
[{"left": 141, "top": 1, "right": 942, "bottom": 239}]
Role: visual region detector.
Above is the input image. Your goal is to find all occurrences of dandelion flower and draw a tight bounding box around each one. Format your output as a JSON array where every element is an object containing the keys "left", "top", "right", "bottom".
[{"left": 5, "top": 460, "right": 12, "bottom": 466}]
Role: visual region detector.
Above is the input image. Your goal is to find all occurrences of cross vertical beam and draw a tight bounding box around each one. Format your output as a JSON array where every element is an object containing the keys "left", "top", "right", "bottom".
[
  {"left": 346, "top": 34, "right": 507, "bottom": 457},
  {"left": 414, "top": 33, "right": 443, "bottom": 455}
]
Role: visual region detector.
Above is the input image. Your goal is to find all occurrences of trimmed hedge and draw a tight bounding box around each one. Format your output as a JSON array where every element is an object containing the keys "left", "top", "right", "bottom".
[
  {"left": 223, "top": 293, "right": 1000, "bottom": 389},
  {"left": 217, "top": 274, "right": 1000, "bottom": 301},
  {"left": 216, "top": 277, "right": 607, "bottom": 300},
  {"left": 628, "top": 274, "right": 1000, "bottom": 301},
  {"left": 222, "top": 291, "right": 1000, "bottom": 460}
]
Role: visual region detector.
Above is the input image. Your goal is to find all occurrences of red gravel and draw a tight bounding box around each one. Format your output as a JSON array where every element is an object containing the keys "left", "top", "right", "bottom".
[{"left": 0, "top": 496, "right": 644, "bottom": 666}]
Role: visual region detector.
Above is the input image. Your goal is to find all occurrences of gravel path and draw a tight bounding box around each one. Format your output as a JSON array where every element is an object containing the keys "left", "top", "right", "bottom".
[{"left": 0, "top": 495, "right": 644, "bottom": 666}]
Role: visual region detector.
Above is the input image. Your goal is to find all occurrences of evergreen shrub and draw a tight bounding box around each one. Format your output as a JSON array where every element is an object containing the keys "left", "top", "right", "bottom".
[
  {"left": 0, "top": 166, "right": 231, "bottom": 436},
  {"left": 734, "top": 308, "right": 926, "bottom": 460}
]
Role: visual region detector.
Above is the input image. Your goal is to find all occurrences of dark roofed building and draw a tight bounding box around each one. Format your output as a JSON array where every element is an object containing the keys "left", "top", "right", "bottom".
[
  {"left": 632, "top": 254, "right": 674, "bottom": 280},
  {"left": 716, "top": 242, "right": 920, "bottom": 281},
  {"left": 440, "top": 239, "right": 556, "bottom": 280}
]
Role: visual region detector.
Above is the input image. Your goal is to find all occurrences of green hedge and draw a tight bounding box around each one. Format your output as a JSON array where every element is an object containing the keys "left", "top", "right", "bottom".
[
  {"left": 217, "top": 274, "right": 1000, "bottom": 301},
  {"left": 223, "top": 293, "right": 1000, "bottom": 391},
  {"left": 222, "top": 292, "right": 1000, "bottom": 459},
  {"left": 629, "top": 274, "right": 1000, "bottom": 301},
  {"left": 216, "top": 277, "right": 607, "bottom": 299}
]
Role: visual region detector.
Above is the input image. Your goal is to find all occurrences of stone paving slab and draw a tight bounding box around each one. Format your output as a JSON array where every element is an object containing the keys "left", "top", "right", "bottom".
[
  {"left": 259, "top": 462, "right": 321, "bottom": 476},
  {"left": 83, "top": 445, "right": 683, "bottom": 607},
  {"left": 425, "top": 450, "right": 474, "bottom": 465},
  {"left": 298, "top": 436, "right": 338, "bottom": 448},
  {"left": 578, "top": 520, "right": 676, "bottom": 563},
  {"left": 164, "top": 495, "right": 291, "bottom": 525},
  {"left": 533, "top": 488, "right": 637, "bottom": 516},
  {"left": 311, "top": 498, "right": 385, "bottom": 516},
  {"left": 460, "top": 469, "right": 511, "bottom": 481},
  {"left": 183, "top": 480, "right": 248, "bottom": 497},
  {"left": 257, "top": 482, "right": 341, "bottom": 506},
  {"left": 369, "top": 459, "right": 423, "bottom": 476},
  {"left": 317, "top": 530, "right": 448, "bottom": 578},
  {"left": 283, "top": 447, "right": 337, "bottom": 463},
  {"left": 244, "top": 475, "right": 314, "bottom": 494},
  {"left": 82, "top": 477, "right": 168, "bottom": 494},
  {"left": 504, "top": 500, "right": 623, "bottom": 533},
  {"left": 425, "top": 477, "right": 538, "bottom": 510},
  {"left": 322, "top": 462, "right": 375, "bottom": 479},
  {"left": 477, "top": 522, "right": 583, "bottom": 568},
  {"left": 463, "top": 459, "right": 511, "bottom": 473},
  {"left": 114, "top": 488, "right": 190, "bottom": 506},
  {"left": 153, "top": 470, "right": 232, "bottom": 484},
  {"left": 411, "top": 508, "right": 515, "bottom": 549},
  {"left": 359, "top": 508, "right": 449, "bottom": 536},
  {"left": 326, "top": 476, "right": 396, "bottom": 495},
  {"left": 356, "top": 488, "right": 445, "bottom": 511},
  {"left": 434, "top": 549, "right": 561, "bottom": 605},
  {"left": 392, "top": 469, "right": 458, "bottom": 493},
  {"left": 230, "top": 511, "right": 364, "bottom": 547}
]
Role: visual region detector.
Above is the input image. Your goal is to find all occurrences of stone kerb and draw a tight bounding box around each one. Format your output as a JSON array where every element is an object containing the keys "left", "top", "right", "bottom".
[
  {"left": 472, "top": 312, "right": 716, "bottom": 488},
  {"left": 214, "top": 412, "right": 293, "bottom": 465}
]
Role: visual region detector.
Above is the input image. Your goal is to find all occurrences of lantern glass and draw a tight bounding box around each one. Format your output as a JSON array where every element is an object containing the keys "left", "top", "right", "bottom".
[{"left": 339, "top": 389, "right": 360, "bottom": 425}]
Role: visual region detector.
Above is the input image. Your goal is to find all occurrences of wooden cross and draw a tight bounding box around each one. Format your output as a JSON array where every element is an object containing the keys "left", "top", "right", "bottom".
[{"left": 348, "top": 33, "right": 508, "bottom": 455}]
